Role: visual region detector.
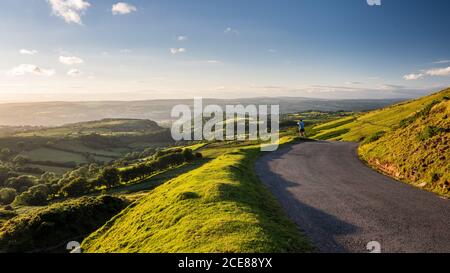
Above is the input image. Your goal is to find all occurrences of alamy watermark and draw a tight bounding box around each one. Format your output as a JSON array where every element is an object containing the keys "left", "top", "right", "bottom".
[{"left": 170, "top": 97, "right": 280, "bottom": 151}]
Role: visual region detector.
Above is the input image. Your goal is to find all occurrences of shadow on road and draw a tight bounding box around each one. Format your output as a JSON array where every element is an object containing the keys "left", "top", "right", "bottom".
[{"left": 255, "top": 143, "right": 360, "bottom": 253}]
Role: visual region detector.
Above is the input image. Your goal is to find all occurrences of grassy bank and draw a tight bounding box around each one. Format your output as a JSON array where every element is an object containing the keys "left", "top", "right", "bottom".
[
  {"left": 311, "top": 88, "right": 450, "bottom": 197},
  {"left": 82, "top": 137, "right": 313, "bottom": 253}
]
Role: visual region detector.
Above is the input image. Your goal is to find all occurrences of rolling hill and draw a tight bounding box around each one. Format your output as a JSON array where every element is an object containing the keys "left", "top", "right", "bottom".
[
  {"left": 311, "top": 87, "right": 450, "bottom": 197},
  {"left": 15, "top": 118, "right": 165, "bottom": 137},
  {"left": 0, "top": 118, "right": 173, "bottom": 175}
]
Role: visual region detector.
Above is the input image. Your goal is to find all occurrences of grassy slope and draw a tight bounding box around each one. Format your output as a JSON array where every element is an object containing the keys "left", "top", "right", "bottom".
[
  {"left": 311, "top": 88, "right": 450, "bottom": 197},
  {"left": 82, "top": 137, "right": 313, "bottom": 253},
  {"left": 312, "top": 88, "right": 450, "bottom": 141},
  {"left": 359, "top": 99, "right": 449, "bottom": 197}
]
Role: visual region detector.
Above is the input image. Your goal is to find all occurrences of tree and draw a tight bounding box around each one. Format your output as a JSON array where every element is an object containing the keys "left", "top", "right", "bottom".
[
  {"left": 12, "top": 155, "right": 29, "bottom": 166},
  {"left": 98, "top": 167, "right": 120, "bottom": 188},
  {"left": 0, "top": 165, "right": 12, "bottom": 186},
  {"left": 0, "top": 188, "right": 17, "bottom": 205},
  {"left": 59, "top": 177, "right": 89, "bottom": 197},
  {"left": 6, "top": 175, "right": 37, "bottom": 193},
  {"left": 182, "top": 149, "right": 195, "bottom": 161},
  {"left": 14, "top": 184, "right": 49, "bottom": 206},
  {"left": 0, "top": 148, "right": 12, "bottom": 160},
  {"left": 40, "top": 172, "right": 58, "bottom": 184}
]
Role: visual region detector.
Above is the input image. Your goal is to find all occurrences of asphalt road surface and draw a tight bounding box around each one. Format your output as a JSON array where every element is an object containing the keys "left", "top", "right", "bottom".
[{"left": 255, "top": 141, "right": 450, "bottom": 253}]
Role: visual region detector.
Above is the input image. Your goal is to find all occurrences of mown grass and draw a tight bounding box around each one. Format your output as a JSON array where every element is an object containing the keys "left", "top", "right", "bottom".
[{"left": 81, "top": 137, "right": 313, "bottom": 253}]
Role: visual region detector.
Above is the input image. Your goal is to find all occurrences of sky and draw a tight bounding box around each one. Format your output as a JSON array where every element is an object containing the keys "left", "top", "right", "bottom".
[{"left": 0, "top": 0, "right": 449, "bottom": 102}]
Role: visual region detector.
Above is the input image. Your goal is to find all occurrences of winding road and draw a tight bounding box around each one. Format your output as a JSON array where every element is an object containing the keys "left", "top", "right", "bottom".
[{"left": 255, "top": 141, "right": 450, "bottom": 253}]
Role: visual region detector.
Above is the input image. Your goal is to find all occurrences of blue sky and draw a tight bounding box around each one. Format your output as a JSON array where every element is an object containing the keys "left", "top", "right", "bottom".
[{"left": 0, "top": 0, "right": 449, "bottom": 102}]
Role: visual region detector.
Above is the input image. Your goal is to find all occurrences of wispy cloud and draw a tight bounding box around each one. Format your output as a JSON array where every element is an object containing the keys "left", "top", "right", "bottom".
[
  {"left": 177, "top": 35, "right": 187, "bottom": 41},
  {"left": 67, "top": 68, "right": 82, "bottom": 77},
  {"left": 433, "top": 60, "right": 450, "bottom": 64},
  {"left": 59, "top": 55, "right": 84, "bottom": 65},
  {"left": 403, "top": 65, "right": 450, "bottom": 80},
  {"left": 224, "top": 27, "right": 239, "bottom": 35},
  {"left": 47, "top": 0, "right": 91, "bottom": 25},
  {"left": 112, "top": 2, "right": 137, "bottom": 15},
  {"left": 7, "top": 64, "right": 55, "bottom": 77},
  {"left": 426, "top": 66, "right": 450, "bottom": 76},
  {"left": 19, "top": 49, "right": 38, "bottom": 55},
  {"left": 403, "top": 73, "right": 424, "bottom": 80},
  {"left": 170, "top": 48, "right": 186, "bottom": 54}
]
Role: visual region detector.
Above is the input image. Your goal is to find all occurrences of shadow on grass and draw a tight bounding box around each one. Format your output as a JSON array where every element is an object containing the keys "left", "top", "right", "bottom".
[{"left": 106, "top": 158, "right": 213, "bottom": 195}]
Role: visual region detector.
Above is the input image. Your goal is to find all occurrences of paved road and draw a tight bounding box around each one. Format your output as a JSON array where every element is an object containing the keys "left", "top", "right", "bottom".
[{"left": 255, "top": 141, "right": 450, "bottom": 253}]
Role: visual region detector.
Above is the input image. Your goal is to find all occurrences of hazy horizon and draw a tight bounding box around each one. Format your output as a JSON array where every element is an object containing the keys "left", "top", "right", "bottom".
[{"left": 1, "top": 0, "right": 449, "bottom": 103}]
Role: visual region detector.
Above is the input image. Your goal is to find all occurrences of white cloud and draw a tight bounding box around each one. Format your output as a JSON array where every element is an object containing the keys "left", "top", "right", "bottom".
[
  {"left": 170, "top": 48, "right": 186, "bottom": 54},
  {"left": 112, "top": 2, "right": 137, "bottom": 15},
  {"left": 206, "top": 60, "right": 220, "bottom": 64},
  {"left": 59, "top": 56, "right": 84, "bottom": 65},
  {"left": 403, "top": 73, "right": 424, "bottom": 80},
  {"left": 177, "top": 35, "right": 187, "bottom": 41},
  {"left": 268, "top": 49, "right": 277, "bottom": 53},
  {"left": 19, "top": 49, "right": 38, "bottom": 55},
  {"left": 224, "top": 27, "right": 239, "bottom": 35},
  {"left": 67, "top": 68, "right": 82, "bottom": 77},
  {"left": 425, "top": 66, "right": 450, "bottom": 76},
  {"left": 7, "top": 64, "right": 55, "bottom": 77},
  {"left": 47, "top": 0, "right": 91, "bottom": 25}
]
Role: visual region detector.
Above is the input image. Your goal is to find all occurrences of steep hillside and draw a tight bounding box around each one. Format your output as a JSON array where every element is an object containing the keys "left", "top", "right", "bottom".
[
  {"left": 81, "top": 138, "right": 313, "bottom": 253},
  {"left": 359, "top": 99, "right": 449, "bottom": 197},
  {"left": 312, "top": 88, "right": 450, "bottom": 142},
  {"left": 311, "top": 88, "right": 450, "bottom": 197}
]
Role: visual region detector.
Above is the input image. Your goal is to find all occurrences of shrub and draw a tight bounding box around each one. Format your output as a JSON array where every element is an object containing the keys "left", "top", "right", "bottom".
[
  {"left": 363, "top": 131, "right": 386, "bottom": 144},
  {"left": 399, "top": 100, "right": 441, "bottom": 128},
  {"left": 0, "top": 195, "right": 129, "bottom": 253},
  {"left": 59, "top": 178, "right": 89, "bottom": 197},
  {"left": 0, "top": 188, "right": 17, "bottom": 205},
  {"left": 14, "top": 184, "right": 49, "bottom": 206},
  {"left": 416, "top": 126, "right": 444, "bottom": 141},
  {"left": 6, "top": 175, "right": 37, "bottom": 193}
]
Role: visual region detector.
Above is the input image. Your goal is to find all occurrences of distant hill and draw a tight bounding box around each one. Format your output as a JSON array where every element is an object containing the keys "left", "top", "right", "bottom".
[
  {"left": 312, "top": 87, "right": 450, "bottom": 197},
  {"left": 15, "top": 118, "right": 165, "bottom": 137},
  {"left": 0, "top": 98, "right": 402, "bottom": 126},
  {"left": 0, "top": 118, "right": 173, "bottom": 174}
]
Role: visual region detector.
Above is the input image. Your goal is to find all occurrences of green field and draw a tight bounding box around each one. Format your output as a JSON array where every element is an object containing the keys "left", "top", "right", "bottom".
[{"left": 22, "top": 148, "right": 88, "bottom": 164}]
